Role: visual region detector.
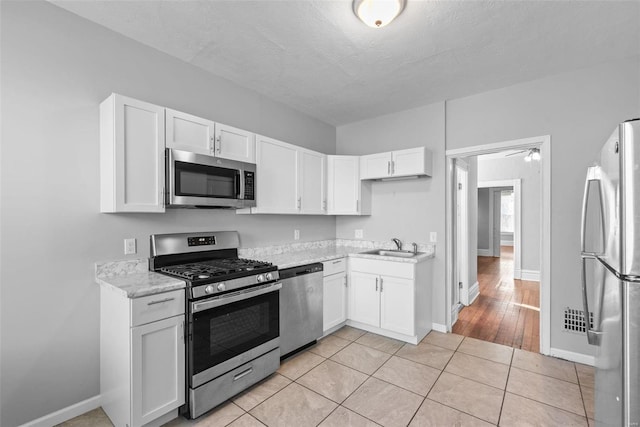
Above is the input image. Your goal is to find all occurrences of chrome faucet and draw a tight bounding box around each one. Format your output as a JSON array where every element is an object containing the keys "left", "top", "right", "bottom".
[
  {"left": 412, "top": 242, "right": 418, "bottom": 254},
  {"left": 391, "top": 237, "right": 402, "bottom": 250}
]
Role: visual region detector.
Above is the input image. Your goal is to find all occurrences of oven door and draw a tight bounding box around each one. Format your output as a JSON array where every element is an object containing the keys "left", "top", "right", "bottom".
[
  {"left": 189, "top": 282, "right": 281, "bottom": 388},
  {"left": 167, "top": 149, "right": 256, "bottom": 208}
]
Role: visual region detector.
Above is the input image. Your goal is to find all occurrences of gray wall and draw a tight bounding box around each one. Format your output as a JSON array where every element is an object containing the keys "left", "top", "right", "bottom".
[
  {"left": 335, "top": 102, "right": 447, "bottom": 327},
  {"left": 477, "top": 188, "right": 491, "bottom": 250},
  {"left": 0, "top": 2, "right": 335, "bottom": 426},
  {"left": 447, "top": 55, "right": 640, "bottom": 356},
  {"left": 478, "top": 155, "right": 541, "bottom": 271}
]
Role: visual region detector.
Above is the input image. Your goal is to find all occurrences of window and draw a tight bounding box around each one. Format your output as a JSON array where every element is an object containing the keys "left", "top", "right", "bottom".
[{"left": 501, "top": 190, "right": 514, "bottom": 233}]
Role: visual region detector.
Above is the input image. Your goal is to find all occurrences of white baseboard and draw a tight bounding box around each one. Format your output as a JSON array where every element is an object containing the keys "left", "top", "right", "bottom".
[
  {"left": 468, "top": 281, "right": 480, "bottom": 304},
  {"left": 477, "top": 249, "right": 492, "bottom": 257},
  {"left": 549, "top": 347, "right": 595, "bottom": 366},
  {"left": 500, "top": 240, "right": 514, "bottom": 246},
  {"left": 20, "top": 395, "right": 101, "bottom": 427},
  {"left": 451, "top": 305, "right": 459, "bottom": 326},
  {"left": 431, "top": 323, "right": 447, "bottom": 333},
  {"left": 521, "top": 269, "right": 541, "bottom": 282}
]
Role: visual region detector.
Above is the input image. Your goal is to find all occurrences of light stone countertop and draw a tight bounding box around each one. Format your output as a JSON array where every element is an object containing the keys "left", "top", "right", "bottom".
[
  {"left": 95, "top": 259, "right": 186, "bottom": 298},
  {"left": 249, "top": 243, "right": 435, "bottom": 270},
  {"left": 95, "top": 239, "right": 435, "bottom": 297}
]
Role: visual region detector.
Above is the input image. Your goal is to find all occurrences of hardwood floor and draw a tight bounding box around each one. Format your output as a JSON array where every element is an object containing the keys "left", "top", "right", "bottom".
[{"left": 452, "top": 246, "right": 540, "bottom": 353}]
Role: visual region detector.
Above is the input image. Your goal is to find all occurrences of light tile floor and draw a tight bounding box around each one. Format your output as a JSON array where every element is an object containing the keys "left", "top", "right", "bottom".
[{"left": 59, "top": 327, "right": 595, "bottom": 427}]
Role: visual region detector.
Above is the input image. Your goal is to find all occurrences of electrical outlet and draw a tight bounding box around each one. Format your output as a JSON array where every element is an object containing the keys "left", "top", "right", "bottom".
[
  {"left": 355, "top": 229, "right": 364, "bottom": 239},
  {"left": 124, "top": 238, "right": 137, "bottom": 255},
  {"left": 430, "top": 232, "right": 437, "bottom": 243},
  {"left": 294, "top": 229, "right": 300, "bottom": 240}
]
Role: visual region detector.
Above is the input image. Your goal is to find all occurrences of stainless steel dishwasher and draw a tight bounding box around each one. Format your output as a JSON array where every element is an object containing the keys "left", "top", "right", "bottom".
[{"left": 278, "top": 263, "right": 324, "bottom": 358}]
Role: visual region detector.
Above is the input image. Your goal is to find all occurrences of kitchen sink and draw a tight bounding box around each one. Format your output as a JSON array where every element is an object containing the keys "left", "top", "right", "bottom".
[{"left": 360, "top": 249, "right": 419, "bottom": 258}]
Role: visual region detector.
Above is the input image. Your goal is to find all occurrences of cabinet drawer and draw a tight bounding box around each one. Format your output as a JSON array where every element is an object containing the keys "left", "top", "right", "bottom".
[
  {"left": 323, "top": 258, "right": 346, "bottom": 276},
  {"left": 131, "top": 290, "right": 185, "bottom": 327},
  {"left": 349, "top": 258, "right": 414, "bottom": 279}
]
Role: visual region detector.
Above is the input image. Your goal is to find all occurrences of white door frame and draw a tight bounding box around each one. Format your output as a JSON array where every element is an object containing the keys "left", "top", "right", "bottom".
[
  {"left": 445, "top": 135, "right": 551, "bottom": 355},
  {"left": 455, "top": 161, "right": 470, "bottom": 309},
  {"left": 478, "top": 179, "right": 522, "bottom": 279}
]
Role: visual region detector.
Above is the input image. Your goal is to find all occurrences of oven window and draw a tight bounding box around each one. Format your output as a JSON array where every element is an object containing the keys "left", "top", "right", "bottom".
[
  {"left": 191, "top": 289, "right": 279, "bottom": 376},
  {"left": 175, "top": 161, "right": 238, "bottom": 199}
]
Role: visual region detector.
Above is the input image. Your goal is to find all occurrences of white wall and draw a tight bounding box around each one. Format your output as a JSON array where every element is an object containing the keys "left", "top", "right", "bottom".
[
  {"left": 477, "top": 188, "right": 491, "bottom": 250},
  {"left": 335, "top": 102, "right": 447, "bottom": 327},
  {"left": 446, "top": 55, "right": 640, "bottom": 357},
  {"left": 478, "top": 155, "right": 541, "bottom": 271},
  {"left": 0, "top": 2, "right": 336, "bottom": 426}
]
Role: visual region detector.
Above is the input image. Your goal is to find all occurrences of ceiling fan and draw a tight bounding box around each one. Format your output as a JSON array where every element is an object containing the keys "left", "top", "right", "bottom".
[{"left": 506, "top": 147, "right": 541, "bottom": 162}]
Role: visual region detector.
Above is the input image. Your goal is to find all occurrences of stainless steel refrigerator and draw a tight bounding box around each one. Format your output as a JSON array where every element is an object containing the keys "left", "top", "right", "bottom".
[{"left": 581, "top": 118, "right": 640, "bottom": 426}]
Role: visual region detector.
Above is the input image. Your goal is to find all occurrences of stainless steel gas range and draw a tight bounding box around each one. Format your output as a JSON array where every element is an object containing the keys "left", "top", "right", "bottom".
[{"left": 150, "top": 231, "right": 281, "bottom": 419}]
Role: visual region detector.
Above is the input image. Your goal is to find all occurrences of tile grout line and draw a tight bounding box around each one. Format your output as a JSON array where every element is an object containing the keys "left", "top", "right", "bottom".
[
  {"left": 575, "top": 362, "right": 590, "bottom": 419},
  {"left": 496, "top": 346, "right": 516, "bottom": 426}
]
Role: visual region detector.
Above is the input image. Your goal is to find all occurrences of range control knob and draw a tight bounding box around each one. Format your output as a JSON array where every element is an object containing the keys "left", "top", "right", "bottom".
[
  {"left": 265, "top": 272, "right": 274, "bottom": 281},
  {"left": 257, "top": 274, "right": 265, "bottom": 283},
  {"left": 204, "top": 285, "right": 215, "bottom": 294},
  {"left": 217, "top": 283, "right": 226, "bottom": 292}
]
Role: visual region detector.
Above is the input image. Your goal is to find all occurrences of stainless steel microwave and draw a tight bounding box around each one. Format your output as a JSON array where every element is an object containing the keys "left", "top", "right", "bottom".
[{"left": 166, "top": 149, "right": 256, "bottom": 209}]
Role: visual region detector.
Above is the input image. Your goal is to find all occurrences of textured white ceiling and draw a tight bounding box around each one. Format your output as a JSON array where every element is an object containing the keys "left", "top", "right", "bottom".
[{"left": 50, "top": 0, "right": 640, "bottom": 125}]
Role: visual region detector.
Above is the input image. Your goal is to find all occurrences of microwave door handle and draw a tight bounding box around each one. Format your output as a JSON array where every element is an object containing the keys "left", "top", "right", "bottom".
[
  {"left": 581, "top": 167, "right": 605, "bottom": 256},
  {"left": 238, "top": 170, "right": 245, "bottom": 200}
]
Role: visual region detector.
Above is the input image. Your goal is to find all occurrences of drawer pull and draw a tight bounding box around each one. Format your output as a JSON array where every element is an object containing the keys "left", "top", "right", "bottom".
[
  {"left": 233, "top": 367, "right": 253, "bottom": 381},
  {"left": 332, "top": 260, "right": 342, "bottom": 264},
  {"left": 147, "top": 297, "right": 175, "bottom": 306}
]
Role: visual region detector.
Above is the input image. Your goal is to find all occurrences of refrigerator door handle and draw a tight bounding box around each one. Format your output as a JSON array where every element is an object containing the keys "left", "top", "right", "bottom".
[
  {"left": 580, "top": 166, "right": 606, "bottom": 256},
  {"left": 581, "top": 254, "right": 603, "bottom": 346}
]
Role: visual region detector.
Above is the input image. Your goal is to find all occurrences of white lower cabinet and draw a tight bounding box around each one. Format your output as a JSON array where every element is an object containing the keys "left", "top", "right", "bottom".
[
  {"left": 348, "top": 258, "right": 431, "bottom": 344},
  {"left": 322, "top": 258, "right": 348, "bottom": 332},
  {"left": 101, "top": 288, "right": 185, "bottom": 427}
]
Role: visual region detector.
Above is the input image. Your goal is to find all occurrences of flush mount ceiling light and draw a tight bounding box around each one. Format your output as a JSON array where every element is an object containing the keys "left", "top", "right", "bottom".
[{"left": 353, "top": 0, "right": 406, "bottom": 28}]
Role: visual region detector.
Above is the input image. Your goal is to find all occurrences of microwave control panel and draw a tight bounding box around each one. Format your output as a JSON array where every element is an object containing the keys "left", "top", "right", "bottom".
[{"left": 244, "top": 171, "right": 255, "bottom": 200}]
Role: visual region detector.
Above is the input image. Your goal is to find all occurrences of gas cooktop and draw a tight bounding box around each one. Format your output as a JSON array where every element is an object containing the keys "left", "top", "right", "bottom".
[{"left": 160, "top": 258, "right": 274, "bottom": 281}]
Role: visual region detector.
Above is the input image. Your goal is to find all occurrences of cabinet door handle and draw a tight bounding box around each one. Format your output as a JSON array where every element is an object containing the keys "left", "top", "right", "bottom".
[
  {"left": 297, "top": 197, "right": 301, "bottom": 210},
  {"left": 180, "top": 321, "right": 185, "bottom": 343},
  {"left": 332, "top": 260, "right": 342, "bottom": 264},
  {"left": 344, "top": 277, "right": 348, "bottom": 287},
  {"left": 216, "top": 136, "right": 221, "bottom": 153},
  {"left": 323, "top": 200, "right": 327, "bottom": 211},
  {"left": 391, "top": 161, "right": 395, "bottom": 175},
  {"left": 210, "top": 136, "right": 215, "bottom": 152},
  {"left": 147, "top": 297, "right": 175, "bottom": 306},
  {"left": 380, "top": 277, "right": 383, "bottom": 292},
  {"left": 375, "top": 277, "right": 378, "bottom": 291},
  {"left": 356, "top": 199, "right": 359, "bottom": 212},
  {"left": 387, "top": 161, "right": 391, "bottom": 175}
]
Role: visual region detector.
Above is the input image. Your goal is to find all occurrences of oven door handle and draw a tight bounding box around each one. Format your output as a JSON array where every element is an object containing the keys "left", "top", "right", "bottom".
[{"left": 192, "top": 282, "right": 282, "bottom": 313}]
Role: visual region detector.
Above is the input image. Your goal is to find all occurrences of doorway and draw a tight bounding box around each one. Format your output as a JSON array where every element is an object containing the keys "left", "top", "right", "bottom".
[{"left": 445, "top": 136, "right": 551, "bottom": 355}]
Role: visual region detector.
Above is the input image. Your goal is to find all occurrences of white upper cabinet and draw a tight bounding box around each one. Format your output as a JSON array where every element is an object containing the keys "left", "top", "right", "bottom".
[
  {"left": 166, "top": 109, "right": 256, "bottom": 163},
  {"left": 165, "top": 108, "right": 215, "bottom": 156},
  {"left": 249, "top": 136, "right": 327, "bottom": 215},
  {"left": 327, "top": 155, "right": 371, "bottom": 215},
  {"left": 215, "top": 123, "right": 256, "bottom": 163},
  {"left": 360, "top": 152, "right": 392, "bottom": 180},
  {"left": 253, "top": 135, "right": 299, "bottom": 214},
  {"left": 360, "top": 147, "right": 432, "bottom": 180},
  {"left": 299, "top": 149, "right": 326, "bottom": 214},
  {"left": 100, "top": 94, "right": 165, "bottom": 213}
]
